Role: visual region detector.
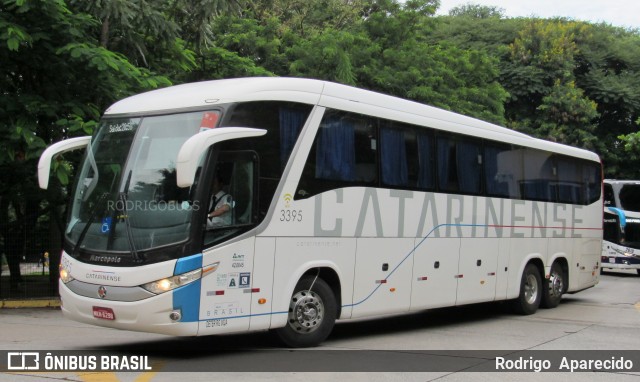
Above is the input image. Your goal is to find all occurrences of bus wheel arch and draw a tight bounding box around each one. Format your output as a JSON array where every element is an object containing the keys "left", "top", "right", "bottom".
[
  {"left": 541, "top": 258, "right": 568, "bottom": 309},
  {"left": 512, "top": 260, "right": 543, "bottom": 315},
  {"left": 275, "top": 268, "right": 340, "bottom": 348}
]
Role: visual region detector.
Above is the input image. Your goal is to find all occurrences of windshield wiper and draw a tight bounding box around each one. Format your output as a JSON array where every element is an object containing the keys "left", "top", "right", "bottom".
[
  {"left": 72, "top": 192, "right": 109, "bottom": 257},
  {"left": 119, "top": 170, "right": 142, "bottom": 263}
]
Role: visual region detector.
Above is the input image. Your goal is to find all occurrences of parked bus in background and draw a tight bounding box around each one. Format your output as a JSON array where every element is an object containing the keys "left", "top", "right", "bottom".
[
  {"left": 38, "top": 78, "right": 603, "bottom": 347},
  {"left": 602, "top": 179, "right": 640, "bottom": 275}
]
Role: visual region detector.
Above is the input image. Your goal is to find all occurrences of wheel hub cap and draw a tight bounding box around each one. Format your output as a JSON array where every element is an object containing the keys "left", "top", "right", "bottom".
[
  {"left": 524, "top": 274, "right": 538, "bottom": 304},
  {"left": 549, "top": 272, "right": 563, "bottom": 297},
  {"left": 288, "top": 290, "right": 324, "bottom": 333}
]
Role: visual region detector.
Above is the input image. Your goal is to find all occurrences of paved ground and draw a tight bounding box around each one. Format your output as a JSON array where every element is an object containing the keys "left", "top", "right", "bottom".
[{"left": 0, "top": 269, "right": 638, "bottom": 381}]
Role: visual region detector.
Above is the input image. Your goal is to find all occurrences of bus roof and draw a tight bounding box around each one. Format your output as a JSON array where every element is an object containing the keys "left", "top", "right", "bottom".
[{"left": 104, "top": 77, "right": 600, "bottom": 162}]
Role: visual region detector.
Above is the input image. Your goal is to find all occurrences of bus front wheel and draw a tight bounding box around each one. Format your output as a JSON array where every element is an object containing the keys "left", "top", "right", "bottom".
[
  {"left": 512, "top": 263, "right": 542, "bottom": 315},
  {"left": 275, "top": 275, "right": 337, "bottom": 348}
]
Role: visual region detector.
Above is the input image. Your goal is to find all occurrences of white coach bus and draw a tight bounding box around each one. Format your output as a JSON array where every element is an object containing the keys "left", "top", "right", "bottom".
[
  {"left": 39, "top": 77, "right": 602, "bottom": 347},
  {"left": 602, "top": 179, "right": 640, "bottom": 275}
]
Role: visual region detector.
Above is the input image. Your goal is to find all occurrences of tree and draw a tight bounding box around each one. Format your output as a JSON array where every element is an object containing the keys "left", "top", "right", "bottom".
[
  {"left": 0, "top": 0, "right": 171, "bottom": 293},
  {"left": 448, "top": 3, "right": 504, "bottom": 19}
]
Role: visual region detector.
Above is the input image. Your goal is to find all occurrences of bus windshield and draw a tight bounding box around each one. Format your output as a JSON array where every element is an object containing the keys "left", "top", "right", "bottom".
[
  {"left": 619, "top": 184, "right": 640, "bottom": 213},
  {"left": 66, "top": 112, "right": 206, "bottom": 253}
]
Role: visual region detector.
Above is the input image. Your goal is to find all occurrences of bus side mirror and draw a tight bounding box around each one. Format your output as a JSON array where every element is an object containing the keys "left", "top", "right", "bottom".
[
  {"left": 38, "top": 136, "right": 92, "bottom": 189},
  {"left": 176, "top": 127, "right": 266, "bottom": 188}
]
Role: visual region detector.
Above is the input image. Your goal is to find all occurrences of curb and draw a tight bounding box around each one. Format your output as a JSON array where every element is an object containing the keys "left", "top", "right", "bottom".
[{"left": 1, "top": 298, "right": 61, "bottom": 309}]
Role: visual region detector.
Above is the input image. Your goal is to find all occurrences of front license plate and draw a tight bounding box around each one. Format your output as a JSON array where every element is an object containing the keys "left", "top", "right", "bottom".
[
  {"left": 92, "top": 306, "right": 116, "bottom": 320},
  {"left": 608, "top": 257, "right": 616, "bottom": 264}
]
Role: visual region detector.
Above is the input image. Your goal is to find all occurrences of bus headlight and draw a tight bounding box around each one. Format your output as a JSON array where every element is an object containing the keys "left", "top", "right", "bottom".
[
  {"left": 141, "top": 268, "right": 202, "bottom": 294},
  {"left": 141, "top": 262, "right": 219, "bottom": 295},
  {"left": 59, "top": 267, "right": 74, "bottom": 284}
]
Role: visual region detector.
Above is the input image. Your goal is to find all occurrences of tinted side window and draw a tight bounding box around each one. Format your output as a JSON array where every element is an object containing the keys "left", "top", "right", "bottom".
[
  {"left": 219, "top": 101, "right": 312, "bottom": 219},
  {"left": 297, "top": 109, "right": 377, "bottom": 198},
  {"left": 484, "top": 144, "right": 520, "bottom": 198},
  {"left": 522, "top": 149, "right": 555, "bottom": 202},
  {"left": 380, "top": 121, "right": 434, "bottom": 190},
  {"left": 556, "top": 157, "right": 583, "bottom": 204},
  {"left": 437, "top": 135, "right": 482, "bottom": 194},
  {"left": 582, "top": 163, "right": 601, "bottom": 205}
]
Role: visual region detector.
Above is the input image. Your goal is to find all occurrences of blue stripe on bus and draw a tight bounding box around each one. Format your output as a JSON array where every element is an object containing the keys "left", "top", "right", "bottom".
[
  {"left": 608, "top": 207, "right": 627, "bottom": 228},
  {"left": 173, "top": 253, "right": 204, "bottom": 322},
  {"left": 174, "top": 279, "right": 201, "bottom": 322},
  {"left": 174, "top": 253, "right": 203, "bottom": 275}
]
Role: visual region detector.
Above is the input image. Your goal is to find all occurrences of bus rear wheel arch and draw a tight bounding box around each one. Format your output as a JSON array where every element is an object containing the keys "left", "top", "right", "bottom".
[{"left": 275, "top": 274, "right": 338, "bottom": 348}]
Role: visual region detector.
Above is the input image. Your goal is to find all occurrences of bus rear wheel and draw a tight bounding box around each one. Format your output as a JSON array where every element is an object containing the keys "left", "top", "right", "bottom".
[
  {"left": 275, "top": 275, "right": 337, "bottom": 348},
  {"left": 541, "top": 262, "right": 565, "bottom": 309},
  {"left": 512, "top": 263, "right": 542, "bottom": 315}
]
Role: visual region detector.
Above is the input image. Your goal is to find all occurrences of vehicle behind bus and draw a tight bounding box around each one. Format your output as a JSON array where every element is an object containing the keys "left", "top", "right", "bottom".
[{"left": 602, "top": 180, "right": 640, "bottom": 275}]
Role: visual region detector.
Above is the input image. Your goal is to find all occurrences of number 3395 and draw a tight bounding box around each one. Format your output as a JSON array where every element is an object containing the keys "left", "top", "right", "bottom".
[{"left": 280, "top": 209, "right": 302, "bottom": 222}]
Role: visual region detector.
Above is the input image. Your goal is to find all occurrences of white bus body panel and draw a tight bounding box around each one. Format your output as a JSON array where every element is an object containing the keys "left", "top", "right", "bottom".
[
  {"left": 198, "top": 238, "right": 256, "bottom": 335},
  {"left": 410, "top": 238, "right": 460, "bottom": 310},
  {"left": 270, "top": 237, "right": 356, "bottom": 328}
]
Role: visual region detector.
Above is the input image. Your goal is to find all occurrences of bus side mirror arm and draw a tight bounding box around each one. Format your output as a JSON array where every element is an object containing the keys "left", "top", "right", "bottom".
[
  {"left": 38, "top": 136, "right": 92, "bottom": 189},
  {"left": 176, "top": 127, "right": 267, "bottom": 188}
]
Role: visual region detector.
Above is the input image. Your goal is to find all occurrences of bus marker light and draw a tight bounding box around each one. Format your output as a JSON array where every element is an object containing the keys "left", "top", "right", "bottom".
[
  {"left": 375, "top": 280, "right": 387, "bottom": 284},
  {"left": 258, "top": 298, "right": 267, "bottom": 304},
  {"left": 389, "top": 288, "right": 396, "bottom": 292},
  {"left": 202, "top": 262, "right": 220, "bottom": 277},
  {"left": 417, "top": 276, "right": 428, "bottom": 281},
  {"left": 215, "top": 290, "right": 224, "bottom": 296}
]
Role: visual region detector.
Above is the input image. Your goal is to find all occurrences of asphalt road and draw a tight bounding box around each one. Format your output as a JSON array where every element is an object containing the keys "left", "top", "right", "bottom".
[{"left": 1, "top": 269, "right": 639, "bottom": 381}]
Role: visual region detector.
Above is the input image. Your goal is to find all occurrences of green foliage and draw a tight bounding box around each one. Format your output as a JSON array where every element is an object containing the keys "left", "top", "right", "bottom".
[
  {"left": 536, "top": 80, "right": 599, "bottom": 149},
  {"left": 448, "top": 3, "right": 504, "bottom": 19},
  {"left": 0, "top": 0, "right": 174, "bottom": 262},
  {"left": 4, "top": 0, "right": 640, "bottom": 269},
  {"left": 287, "top": 28, "right": 367, "bottom": 85}
]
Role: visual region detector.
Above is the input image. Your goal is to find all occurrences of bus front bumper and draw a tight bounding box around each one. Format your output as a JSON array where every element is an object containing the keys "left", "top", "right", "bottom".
[{"left": 59, "top": 281, "right": 199, "bottom": 336}]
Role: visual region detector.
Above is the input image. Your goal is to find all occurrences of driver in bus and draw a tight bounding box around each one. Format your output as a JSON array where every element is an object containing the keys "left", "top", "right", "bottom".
[{"left": 206, "top": 170, "right": 233, "bottom": 228}]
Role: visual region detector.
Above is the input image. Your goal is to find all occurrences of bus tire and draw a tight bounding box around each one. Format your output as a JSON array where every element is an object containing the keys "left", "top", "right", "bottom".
[
  {"left": 541, "top": 262, "right": 565, "bottom": 309},
  {"left": 512, "top": 263, "right": 542, "bottom": 315},
  {"left": 275, "top": 275, "right": 337, "bottom": 348}
]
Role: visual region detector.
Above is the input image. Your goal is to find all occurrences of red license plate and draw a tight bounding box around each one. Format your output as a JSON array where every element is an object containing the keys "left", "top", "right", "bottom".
[{"left": 92, "top": 306, "right": 116, "bottom": 320}]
